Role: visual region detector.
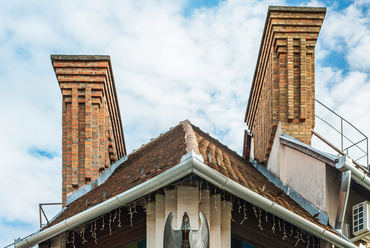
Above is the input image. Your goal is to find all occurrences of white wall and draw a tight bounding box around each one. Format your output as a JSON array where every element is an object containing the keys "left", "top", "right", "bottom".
[
  {"left": 146, "top": 185, "right": 231, "bottom": 248},
  {"left": 267, "top": 124, "right": 327, "bottom": 212}
]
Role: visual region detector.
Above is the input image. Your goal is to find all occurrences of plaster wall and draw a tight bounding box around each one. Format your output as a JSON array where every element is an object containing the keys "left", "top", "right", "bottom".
[
  {"left": 267, "top": 123, "right": 287, "bottom": 183},
  {"left": 267, "top": 125, "right": 326, "bottom": 212},
  {"left": 285, "top": 146, "right": 327, "bottom": 212}
]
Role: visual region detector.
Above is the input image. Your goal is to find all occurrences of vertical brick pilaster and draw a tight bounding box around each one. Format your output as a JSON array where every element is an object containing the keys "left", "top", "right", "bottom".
[
  {"left": 287, "top": 37, "right": 294, "bottom": 122},
  {"left": 245, "top": 7, "right": 325, "bottom": 163},
  {"left": 85, "top": 87, "right": 92, "bottom": 181},
  {"left": 300, "top": 38, "right": 307, "bottom": 121},
  {"left": 71, "top": 88, "right": 79, "bottom": 188},
  {"left": 51, "top": 55, "right": 127, "bottom": 206}
]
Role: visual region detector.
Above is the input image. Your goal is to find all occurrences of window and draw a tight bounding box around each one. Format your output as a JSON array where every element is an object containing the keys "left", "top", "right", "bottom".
[
  {"left": 231, "top": 237, "right": 256, "bottom": 248},
  {"left": 120, "top": 239, "right": 146, "bottom": 248}
]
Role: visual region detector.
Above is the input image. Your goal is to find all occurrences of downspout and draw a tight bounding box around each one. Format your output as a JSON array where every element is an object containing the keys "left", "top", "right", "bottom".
[{"left": 334, "top": 170, "right": 351, "bottom": 233}]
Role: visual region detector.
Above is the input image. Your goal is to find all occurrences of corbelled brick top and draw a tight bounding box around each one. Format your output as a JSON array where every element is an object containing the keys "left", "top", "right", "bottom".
[
  {"left": 49, "top": 120, "right": 332, "bottom": 234},
  {"left": 245, "top": 6, "right": 326, "bottom": 162}
]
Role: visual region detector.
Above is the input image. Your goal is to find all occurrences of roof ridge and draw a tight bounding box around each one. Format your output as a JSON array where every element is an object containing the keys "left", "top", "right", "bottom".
[
  {"left": 182, "top": 120, "right": 200, "bottom": 154},
  {"left": 190, "top": 123, "right": 246, "bottom": 163},
  {"left": 128, "top": 123, "right": 183, "bottom": 156}
]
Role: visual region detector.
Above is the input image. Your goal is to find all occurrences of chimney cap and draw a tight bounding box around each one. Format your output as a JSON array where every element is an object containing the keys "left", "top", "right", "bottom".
[
  {"left": 50, "top": 54, "right": 111, "bottom": 61},
  {"left": 268, "top": 6, "right": 326, "bottom": 13}
]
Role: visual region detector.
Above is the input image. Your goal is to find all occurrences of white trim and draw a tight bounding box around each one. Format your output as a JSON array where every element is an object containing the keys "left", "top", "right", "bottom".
[
  {"left": 15, "top": 151, "right": 357, "bottom": 248},
  {"left": 336, "top": 155, "right": 370, "bottom": 191}
]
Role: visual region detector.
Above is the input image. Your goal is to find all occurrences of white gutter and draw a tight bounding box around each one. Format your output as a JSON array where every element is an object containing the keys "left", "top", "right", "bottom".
[
  {"left": 15, "top": 153, "right": 195, "bottom": 248},
  {"left": 191, "top": 158, "right": 358, "bottom": 248},
  {"left": 336, "top": 155, "right": 370, "bottom": 191},
  {"left": 16, "top": 151, "right": 357, "bottom": 248}
]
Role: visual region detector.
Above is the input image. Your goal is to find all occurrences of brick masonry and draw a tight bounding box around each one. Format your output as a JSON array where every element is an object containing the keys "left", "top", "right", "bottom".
[
  {"left": 245, "top": 7, "right": 326, "bottom": 163},
  {"left": 51, "top": 55, "right": 126, "bottom": 206}
]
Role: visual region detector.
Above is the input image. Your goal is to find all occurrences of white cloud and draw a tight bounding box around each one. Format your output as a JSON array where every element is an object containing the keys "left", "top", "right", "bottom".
[{"left": 1, "top": 0, "right": 369, "bottom": 247}]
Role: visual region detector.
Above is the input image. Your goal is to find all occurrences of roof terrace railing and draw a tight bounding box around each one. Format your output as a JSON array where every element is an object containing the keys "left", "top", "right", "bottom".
[{"left": 313, "top": 99, "right": 369, "bottom": 173}]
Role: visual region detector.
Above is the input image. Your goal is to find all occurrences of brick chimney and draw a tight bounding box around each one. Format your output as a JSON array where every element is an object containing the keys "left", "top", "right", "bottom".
[
  {"left": 51, "top": 55, "right": 126, "bottom": 206},
  {"left": 245, "top": 6, "right": 326, "bottom": 163}
]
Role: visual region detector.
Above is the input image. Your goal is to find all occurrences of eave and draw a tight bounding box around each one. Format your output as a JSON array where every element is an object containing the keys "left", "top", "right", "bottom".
[{"left": 15, "top": 151, "right": 357, "bottom": 248}]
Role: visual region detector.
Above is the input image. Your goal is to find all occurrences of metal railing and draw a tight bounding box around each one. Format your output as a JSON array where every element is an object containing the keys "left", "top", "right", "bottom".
[
  {"left": 314, "top": 99, "right": 369, "bottom": 171},
  {"left": 39, "top": 202, "right": 62, "bottom": 228}
]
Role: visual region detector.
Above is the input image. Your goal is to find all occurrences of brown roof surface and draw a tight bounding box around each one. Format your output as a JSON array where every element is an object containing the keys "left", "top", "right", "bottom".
[{"left": 50, "top": 120, "right": 332, "bottom": 233}]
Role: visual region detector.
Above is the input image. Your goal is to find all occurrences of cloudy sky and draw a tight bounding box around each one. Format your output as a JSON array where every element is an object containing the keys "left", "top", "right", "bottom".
[{"left": 1, "top": 0, "right": 369, "bottom": 246}]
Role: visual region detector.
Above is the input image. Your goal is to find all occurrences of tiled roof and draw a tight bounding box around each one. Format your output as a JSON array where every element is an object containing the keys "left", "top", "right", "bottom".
[{"left": 50, "top": 120, "right": 333, "bottom": 234}]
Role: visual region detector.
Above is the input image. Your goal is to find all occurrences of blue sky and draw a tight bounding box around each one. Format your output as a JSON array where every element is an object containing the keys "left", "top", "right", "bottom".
[{"left": 1, "top": 0, "right": 369, "bottom": 247}]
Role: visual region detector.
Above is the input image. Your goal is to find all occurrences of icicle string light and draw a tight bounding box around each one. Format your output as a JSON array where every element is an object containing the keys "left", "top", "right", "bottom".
[
  {"left": 71, "top": 231, "right": 76, "bottom": 248},
  {"left": 128, "top": 204, "right": 134, "bottom": 227},
  {"left": 198, "top": 180, "right": 203, "bottom": 203},
  {"left": 271, "top": 215, "right": 276, "bottom": 233},
  {"left": 113, "top": 209, "right": 117, "bottom": 223},
  {"left": 253, "top": 206, "right": 258, "bottom": 217},
  {"left": 229, "top": 201, "right": 235, "bottom": 222},
  {"left": 240, "top": 202, "right": 248, "bottom": 224},
  {"left": 118, "top": 208, "right": 122, "bottom": 228},
  {"left": 133, "top": 201, "right": 137, "bottom": 214},
  {"left": 257, "top": 208, "right": 263, "bottom": 230},
  {"left": 80, "top": 225, "right": 87, "bottom": 244},
  {"left": 214, "top": 189, "right": 218, "bottom": 211},
  {"left": 282, "top": 221, "right": 287, "bottom": 240},
  {"left": 294, "top": 228, "right": 306, "bottom": 247},
  {"left": 306, "top": 235, "right": 310, "bottom": 248},
  {"left": 100, "top": 216, "right": 105, "bottom": 231},
  {"left": 93, "top": 221, "right": 98, "bottom": 244},
  {"left": 59, "top": 188, "right": 321, "bottom": 247},
  {"left": 109, "top": 213, "right": 112, "bottom": 235},
  {"left": 278, "top": 218, "right": 281, "bottom": 231},
  {"left": 265, "top": 211, "right": 268, "bottom": 222}
]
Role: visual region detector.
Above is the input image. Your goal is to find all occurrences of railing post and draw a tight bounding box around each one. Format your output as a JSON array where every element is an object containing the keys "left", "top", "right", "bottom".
[{"left": 341, "top": 118, "right": 343, "bottom": 152}]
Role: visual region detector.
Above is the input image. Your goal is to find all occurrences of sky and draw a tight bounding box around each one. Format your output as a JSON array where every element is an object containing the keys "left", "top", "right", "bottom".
[{"left": 0, "top": 0, "right": 369, "bottom": 246}]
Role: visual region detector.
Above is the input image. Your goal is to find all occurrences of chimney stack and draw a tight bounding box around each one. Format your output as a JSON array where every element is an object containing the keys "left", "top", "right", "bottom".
[
  {"left": 51, "top": 55, "right": 126, "bottom": 206},
  {"left": 245, "top": 7, "right": 326, "bottom": 163}
]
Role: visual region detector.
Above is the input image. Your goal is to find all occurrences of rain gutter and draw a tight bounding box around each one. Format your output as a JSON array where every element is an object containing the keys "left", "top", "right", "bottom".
[
  {"left": 191, "top": 158, "right": 357, "bottom": 248},
  {"left": 336, "top": 155, "right": 370, "bottom": 191},
  {"left": 15, "top": 151, "right": 357, "bottom": 248},
  {"left": 14, "top": 152, "right": 196, "bottom": 248}
]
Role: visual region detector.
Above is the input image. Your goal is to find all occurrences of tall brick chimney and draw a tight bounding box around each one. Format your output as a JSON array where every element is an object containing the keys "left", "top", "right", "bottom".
[
  {"left": 245, "top": 6, "right": 326, "bottom": 163},
  {"left": 51, "top": 55, "right": 126, "bottom": 206}
]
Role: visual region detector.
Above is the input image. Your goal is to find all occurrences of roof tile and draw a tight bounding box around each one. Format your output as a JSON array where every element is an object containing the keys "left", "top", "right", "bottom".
[{"left": 50, "top": 120, "right": 334, "bottom": 235}]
